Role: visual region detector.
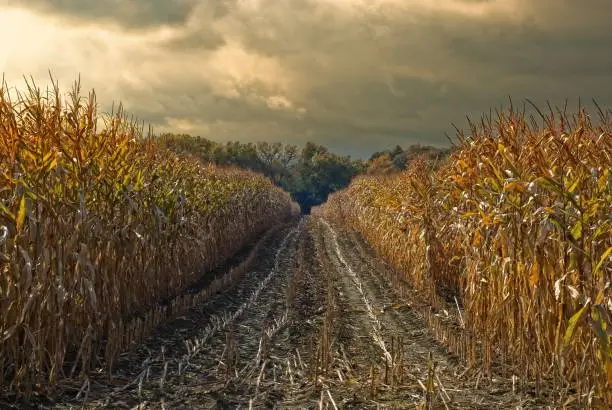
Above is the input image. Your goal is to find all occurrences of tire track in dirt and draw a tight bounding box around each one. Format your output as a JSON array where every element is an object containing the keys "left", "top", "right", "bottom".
[
  {"left": 181, "top": 222, "right": 301, "bottom": 408},
  {"left": 201, "top": 218, "right": 334, "bottom": 409},
  {"left": 237, "top": 219, "right": 329, "bottom": 409},
  {"left": 320, "top": 219, "right": 546, "bottom": 409},
  {"left": 213, "top": 219, "right": 314, "bottom": 408}
]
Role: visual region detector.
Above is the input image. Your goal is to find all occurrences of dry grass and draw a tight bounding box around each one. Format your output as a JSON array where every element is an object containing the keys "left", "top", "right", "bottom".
[
  {"left": 316, "top": 103, "right": 611, "bottom": 407},
  {"left": 0, "top": 77, "right": 297, "bottom": 398}
]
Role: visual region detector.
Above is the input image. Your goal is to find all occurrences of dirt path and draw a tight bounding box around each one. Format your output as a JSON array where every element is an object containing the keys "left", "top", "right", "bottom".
[
  {"left": 316, "top": 220, "right": 547, "bottom": 409},
  {"left": 42, "top": 217, "right": 548, "bottom": 409}
]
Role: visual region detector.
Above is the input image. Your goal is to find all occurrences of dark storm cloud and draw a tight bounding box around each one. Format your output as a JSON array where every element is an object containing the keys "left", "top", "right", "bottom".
[
  {"left": 6, "top": 0, "right": 207, "bottom": 29},
  {"left": 438, "top": 19, "right": 612, "bottom": 79},
  {"left": 4, "top": 0, "right": 612, "bottom": 157},
  {"left": 212, "top": 0, "right": 611, "bottom": 149}
]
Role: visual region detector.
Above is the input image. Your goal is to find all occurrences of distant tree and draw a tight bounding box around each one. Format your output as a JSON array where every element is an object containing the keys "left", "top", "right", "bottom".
[
  {"left": 367, "top": 143, "right": 454, "bottom": 171},
  {"left": 280, "top": 144, "right": 299, "bottom": 168},
  {"left": 369, "top": 151, "right": 385, "bottom": 161},
  {"left": 301, "top": 141, "right": 328, "bottom": 162},
  {"left": 290, "top": 142, "right": 361, "bottom": 213},
  {"left": 390, "top": 144, "right": 404, "bottom": 158},
  {"left": 155, "top": 135, "right": 364, "bottom": 214},
  {"left": 392, "top": 152, "right": 408, "bottom": 169},
  {"left": 367, "top": 153, "right": 399, "bottom": 175}
]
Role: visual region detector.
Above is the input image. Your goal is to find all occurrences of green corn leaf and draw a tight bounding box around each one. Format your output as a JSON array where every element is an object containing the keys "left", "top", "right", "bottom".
[
  {"left": 567, "top": 178, "right": 581, "bottom": 194},
  {"left": 562, "top": 298, "right": 591, "bottom": 350},
  {"left": 570, "top": 220, "right": 582, "bottom": 241},
  {"left": 0, "top": 202, "right": 15, "bottom": 221},
  {"left": 590, "top": 305, "right": 610, "bottom": 352}
]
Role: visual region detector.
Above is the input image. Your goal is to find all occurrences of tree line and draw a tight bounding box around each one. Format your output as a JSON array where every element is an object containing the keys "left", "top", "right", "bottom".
[{"left": 156, "top": 134, "right": 452, "bottom": 213}]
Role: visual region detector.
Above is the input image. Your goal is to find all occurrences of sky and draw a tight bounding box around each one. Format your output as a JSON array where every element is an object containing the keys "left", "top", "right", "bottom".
[{"left": 1, "top": 0, "right": 611, "bottom": 158}]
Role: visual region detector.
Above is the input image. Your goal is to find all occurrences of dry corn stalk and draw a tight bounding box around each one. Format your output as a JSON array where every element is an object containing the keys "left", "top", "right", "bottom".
[
  {"left": 316, "top": 102, "right": 612, "bottom": 406},
  {"left": 0, "top": 77, "right": 298, "bottom": 398}
]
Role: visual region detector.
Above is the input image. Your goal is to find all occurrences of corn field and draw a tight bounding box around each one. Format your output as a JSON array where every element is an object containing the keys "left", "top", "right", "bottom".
[
  {"left": 0, "top": 78, "right": 296, "bottom": 397},
  {"left": 316, "top": 104, "right": 612, "bottom": 406}
]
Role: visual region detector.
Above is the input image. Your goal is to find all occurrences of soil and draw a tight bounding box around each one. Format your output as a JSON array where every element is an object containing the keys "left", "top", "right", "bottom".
[{"left": 8, "top": 217, "right": 557, "bottom": 409}]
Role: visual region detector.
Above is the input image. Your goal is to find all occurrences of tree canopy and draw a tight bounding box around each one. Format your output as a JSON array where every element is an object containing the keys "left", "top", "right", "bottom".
[{"left": 156, "top": 134, "right": 448, "bottom": 213}]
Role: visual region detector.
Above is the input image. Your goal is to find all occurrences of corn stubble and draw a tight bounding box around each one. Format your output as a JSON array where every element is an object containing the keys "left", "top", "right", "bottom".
[
  {"left": 0, "top": 78, "right": 296, "bottom": 398},
  {"left": 316, "top": 103, "right": 611, "bottom": 406}
]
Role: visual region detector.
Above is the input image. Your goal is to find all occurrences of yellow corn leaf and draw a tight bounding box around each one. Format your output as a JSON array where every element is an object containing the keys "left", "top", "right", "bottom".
[
  {"left": 345, "top": 378, "right": 359, "bottom": 386},
  {"left": 484, "top": 158, "right": 504, "bottom": 183},
  {"left": 449, "top": 255, "right": 462, "bottom": 264},
  {"left": 472, "top": 231, "right": 483, "bottom": 247},
  {"left": 529, "top": 262, "right": 540, "bottom": 288},
  {"left": 595, "top": 289, "right": 605, "bottom": 305},
  {"left": 567, "top": 178, "right": 580, "bottom": 194},
  {"left": 391, "top": 303, "right": 410, "bottom": 310},
  {"left": 45, "top": 156, "right": 58, "bottom": 172},
  {"left": 594, "top": 247, "right": 612, "bottom": 276},
  {"left": 598, "top": 169, "right": 609, "bottom": 191},
  {"left": 504, "top": 182, "right": 525, "bottom": 193},
  {"left": 16, "top": 196, "right": 26, "bottom": 233}
]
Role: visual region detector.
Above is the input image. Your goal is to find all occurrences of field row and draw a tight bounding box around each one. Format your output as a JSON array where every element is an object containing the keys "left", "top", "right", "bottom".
[
  {"left": 315, "top": 106, "right": 612, "bottom": 407},
  {"left": 0, "top": 81, "right": 298, "bottom": 397},
  {"left": 23, "top": 219, "right": 549, "bottom": 409}
]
